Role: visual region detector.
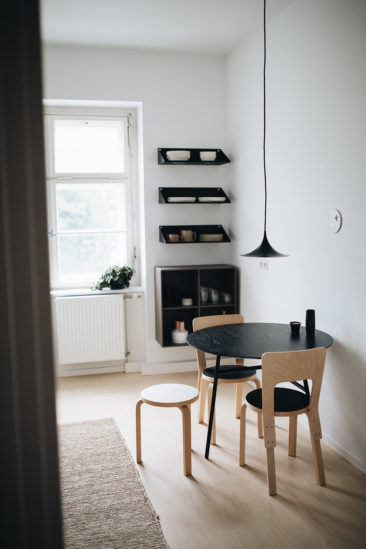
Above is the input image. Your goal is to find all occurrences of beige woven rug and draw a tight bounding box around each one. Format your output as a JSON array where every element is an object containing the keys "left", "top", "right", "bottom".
[{"left": 58, "top": 418, "right": 169, "bottom": 549}]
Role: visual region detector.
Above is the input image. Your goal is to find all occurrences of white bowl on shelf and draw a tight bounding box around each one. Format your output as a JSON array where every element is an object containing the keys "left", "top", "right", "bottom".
[
  {"left": 200, "top": 151, "right": 216, "bottom": 161},
  {"left": 166, "top": 150, "right": 191, "bottom": 161},
  {"left": 197, "top": 196, "right": 226, "bottom": 203},
  {"left": 199, "top": 233, "right": 224, "bottom": 242},
  {"left": 167, "top": 196, "right": 196, "bottom": 203}
]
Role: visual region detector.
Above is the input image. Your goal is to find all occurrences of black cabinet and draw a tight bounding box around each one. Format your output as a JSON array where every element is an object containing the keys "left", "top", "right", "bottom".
[{"left": 155, "top": 264, "right": 239, "bottom": 347}]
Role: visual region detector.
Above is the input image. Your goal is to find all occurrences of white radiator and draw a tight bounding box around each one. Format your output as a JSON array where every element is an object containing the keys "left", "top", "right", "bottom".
[{"left": 54, "top": 295, "right": 125, "bottom": 364}]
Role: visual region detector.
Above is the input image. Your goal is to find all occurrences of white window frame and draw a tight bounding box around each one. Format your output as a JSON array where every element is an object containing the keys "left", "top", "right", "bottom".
[{"left": 44, "top": 105, "right": 139, "bottom": 290}]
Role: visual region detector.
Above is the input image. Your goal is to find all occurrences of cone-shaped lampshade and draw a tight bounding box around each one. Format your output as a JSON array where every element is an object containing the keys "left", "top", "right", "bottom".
[{"left": 241, "top": 231, "right": 288, "bottom": 258}]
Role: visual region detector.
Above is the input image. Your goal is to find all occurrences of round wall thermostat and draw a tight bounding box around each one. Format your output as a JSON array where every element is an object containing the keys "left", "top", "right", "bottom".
[{"left": 328, "top": 209, "right": 342, "bottom": 233}]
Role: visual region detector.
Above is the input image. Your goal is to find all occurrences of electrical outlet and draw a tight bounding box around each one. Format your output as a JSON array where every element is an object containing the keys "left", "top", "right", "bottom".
[{"left": 259, "top": 259, "right": 269, "bottom": 271}]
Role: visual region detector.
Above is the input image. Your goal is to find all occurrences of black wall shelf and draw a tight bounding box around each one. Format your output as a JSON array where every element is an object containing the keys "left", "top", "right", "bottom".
[
  {"left": 159, "top": 225, "right": 230, "bottom": 243},
  {"left": 159, "top": 187, "right": 230, "bottom": 204},
  {"left": 158, "top": 148, "right": 230, "bottom": 165}
]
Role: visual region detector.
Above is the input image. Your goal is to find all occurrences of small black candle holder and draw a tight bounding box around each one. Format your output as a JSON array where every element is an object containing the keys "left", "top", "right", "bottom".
[{"left": 290, "top": 321, "right": 301, "bottom": 335}]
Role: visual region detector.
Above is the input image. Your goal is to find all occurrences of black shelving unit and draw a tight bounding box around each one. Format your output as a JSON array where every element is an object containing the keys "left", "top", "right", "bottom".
[
  {"left": 155, "top": 264, "right": 238, "bottom": 347},
  {"left": 159, "top": 187, "right": 230, "bottom": 204},
  {"left": 158, "top": 148, "right": 230, "bottom": 165},
  {"left": 159, "top": 224, "right": 230, "bottom": 243}
]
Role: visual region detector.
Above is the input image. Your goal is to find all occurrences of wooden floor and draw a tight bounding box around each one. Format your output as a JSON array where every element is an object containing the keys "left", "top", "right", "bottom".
[{"left": 56, "top": 371, "right": 366, "bottom": 549}]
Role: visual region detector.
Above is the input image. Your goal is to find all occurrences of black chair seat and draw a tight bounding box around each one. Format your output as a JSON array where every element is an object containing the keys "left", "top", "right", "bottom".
[
  {"left": 246, "top": 387, "right": 310, "bottom": 413},
  {"left": 203, "top": 365, "right": 259, "bottom": 380}
]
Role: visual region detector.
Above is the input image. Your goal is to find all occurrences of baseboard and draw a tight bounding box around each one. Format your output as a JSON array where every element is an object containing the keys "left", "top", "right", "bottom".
[
  {"left": 141, "top": 360, "right": 197, "bottom": 375},
  {"left": 322, "top": 434, "right": 366, "bottom": 473},
  {"left": 298, "top": 416, "right": 366, "bottom": 474},
  {"left": 125, "top": 362, "right": 144, "bottom": 373},
  {"left": 56, "top": 360, "right": 125, "bottom": 377}
]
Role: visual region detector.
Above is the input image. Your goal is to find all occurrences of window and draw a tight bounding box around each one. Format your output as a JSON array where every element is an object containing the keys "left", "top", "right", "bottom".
[{"left": 44, "top": 108, "right": 138, "bottom": 289}]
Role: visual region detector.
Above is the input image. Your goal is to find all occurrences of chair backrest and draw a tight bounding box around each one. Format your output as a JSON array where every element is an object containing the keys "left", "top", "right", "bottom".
[
  {"left": 193, "top": 313, "right": 244, "bottom": 332},
  {"left": 261, "top": 347, "right": 326, "bottom": 448},
  {"left": 193, "top": 314, "right": 244, "bottom": 370}
]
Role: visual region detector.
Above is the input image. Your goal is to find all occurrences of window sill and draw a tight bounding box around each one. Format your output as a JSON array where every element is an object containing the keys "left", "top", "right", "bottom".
[{"left": 50, "top": 286, "right": 143, "bottom": 297}]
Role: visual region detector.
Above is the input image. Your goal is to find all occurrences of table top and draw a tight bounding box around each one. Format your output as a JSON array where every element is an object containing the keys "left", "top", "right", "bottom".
[{"left": 186, "top": 322, "right": 333, "bottom": 359}]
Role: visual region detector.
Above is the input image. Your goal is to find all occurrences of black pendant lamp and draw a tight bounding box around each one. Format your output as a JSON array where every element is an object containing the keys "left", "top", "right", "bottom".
[{"left": 242, "top": 0, "right": 288, "bottom": 258}]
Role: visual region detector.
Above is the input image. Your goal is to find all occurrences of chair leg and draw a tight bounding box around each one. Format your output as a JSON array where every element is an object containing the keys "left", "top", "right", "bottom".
[
  {"left": 266, "top": 447, "right": 277, "bottom": 496},
  {"left": 254, "top": 377, "right": 261, "bottom": 390},
  {"left": 288, "top": 415, "right": 297, "bottom": 457},
  {"left": 198, "top": 378, "right": 207, "bottom": 424},
  {"left": 307, "top": 413, "right": 325, "bottom": 486},
  {"left": 180, "top": 405, "right": 192, "bottom": 476},
  {"left": 257, "top": 412, "right": 263, "bottom": 439},
  {"left": 207, "top": 384, "right": 216, "bottom": 445},
  {"left": 235, "top": 382, "right": 243, "bottom": 419},
  {"left": 136, "top": 400, "right": 143, "bottom": 463},
  {"left": 239, "top": 403, "right": 246, "bottom": 466},
  {"left": 197, "top": 369, "right": 202, "bottom": 391}
]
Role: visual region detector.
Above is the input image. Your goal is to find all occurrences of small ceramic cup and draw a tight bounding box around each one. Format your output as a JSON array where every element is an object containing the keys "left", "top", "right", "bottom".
[
  {"left": 200, "top": 286, "right": 209, "bottom": 304},
  {"left": 210, "top": 288, "right": 219, "bottom": 304},
  {"left": 290, "top": 321, "right": 301, "bottom": 335},
  {"left": 182, "top": 298, "right": 193, "bottom": 307},
  {"left": 180, "top": 230, "right": 196, "bottom": 242},
  {"left": 167, "top": 233, "right": 181, "bottom": 242}
]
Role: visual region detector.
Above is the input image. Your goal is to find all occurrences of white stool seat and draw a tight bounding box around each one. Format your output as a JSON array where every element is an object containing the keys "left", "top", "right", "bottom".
[
  {"left": 141, "top": 383, "right": 199, "bottom": 407},
  {"left": 136, "top": 383, "right": 199, "bottom": 476}
]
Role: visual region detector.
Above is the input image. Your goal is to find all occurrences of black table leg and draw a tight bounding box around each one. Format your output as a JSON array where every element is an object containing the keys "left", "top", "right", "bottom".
[{"left": 205, "top": 354, "right": 221, "bottom": 459}]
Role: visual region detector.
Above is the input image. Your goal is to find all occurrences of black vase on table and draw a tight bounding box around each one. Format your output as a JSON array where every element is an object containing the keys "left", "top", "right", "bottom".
[{"left": 306, "top": 309, "right": 315, "bottom": 336}]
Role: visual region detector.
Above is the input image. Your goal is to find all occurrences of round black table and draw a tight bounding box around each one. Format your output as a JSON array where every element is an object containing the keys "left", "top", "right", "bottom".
[{"left": 187, "top": 322, "right": 333, "bottom": 458}]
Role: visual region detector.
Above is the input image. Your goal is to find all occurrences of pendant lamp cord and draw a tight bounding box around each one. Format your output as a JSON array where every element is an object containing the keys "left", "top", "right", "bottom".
[{"left": 263, "top": 0, "right": 267, "bottom": 233}]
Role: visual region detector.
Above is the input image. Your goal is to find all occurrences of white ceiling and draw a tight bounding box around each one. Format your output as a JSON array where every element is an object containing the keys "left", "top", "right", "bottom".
[{"left": 41, "top": 0, "right": 293, "bottom": 55}]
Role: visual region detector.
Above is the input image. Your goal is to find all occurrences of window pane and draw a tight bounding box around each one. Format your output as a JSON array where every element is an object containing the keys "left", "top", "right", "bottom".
[
  {"left": 54, "top": 119, "right": 125, "bottom": 173},
  {"left": 56, "top": 183, "right": 126, "bottom": 232},
  {"left": 58, "top": 233, "right": 127, "bottom": 284}
]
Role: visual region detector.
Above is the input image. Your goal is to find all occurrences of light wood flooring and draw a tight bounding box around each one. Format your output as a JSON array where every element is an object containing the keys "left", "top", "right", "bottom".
[{"left": 56, "top": 371, "right": 366, "bottom": 549}]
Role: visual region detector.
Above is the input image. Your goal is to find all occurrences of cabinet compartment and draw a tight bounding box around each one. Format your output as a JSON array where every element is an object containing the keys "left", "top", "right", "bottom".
[
  {"left": 162, "top": 308, "right": 198, "bottom": 347},
  {"left": 162, "top": 270, "right": 198, "bottom": 308},
  {"left": 155, "top": 264, "right": 239, "bottom": 347}
]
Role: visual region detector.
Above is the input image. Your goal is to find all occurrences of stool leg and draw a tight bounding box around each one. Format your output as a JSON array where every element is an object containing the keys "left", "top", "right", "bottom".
[
  {"left": 207, "top": 384, "right": 216, "bottom": 445},
  {"left": 136, "top": 399, "right": 143, "bottom": 463},
  {"left": 235, "top": 382, "right": 243, "bottom": 419},
  {"left": 180, "top": 405, "right": 192, "bottom": 476}
]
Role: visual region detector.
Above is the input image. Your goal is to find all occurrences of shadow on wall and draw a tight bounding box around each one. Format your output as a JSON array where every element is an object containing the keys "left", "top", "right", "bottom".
[{"left": 322, "top": 340, "right": 366, "bottom": 463}]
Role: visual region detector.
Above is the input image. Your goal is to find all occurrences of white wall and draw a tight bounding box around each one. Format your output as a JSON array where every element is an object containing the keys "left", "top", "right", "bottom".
[
  {"left": 227, "top": 0, "right": 366, "bottom": 471},
  {"left": 43, "top": 46, "right": 230, "bottom": 367}
]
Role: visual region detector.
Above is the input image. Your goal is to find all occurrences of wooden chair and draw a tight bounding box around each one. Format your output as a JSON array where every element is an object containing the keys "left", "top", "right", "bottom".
[
  {"left": 193, "top": 314, "right": 261, "bottom": 444},
  {"left": 239, "top": 347, "right": 326, "bottom": 495}
]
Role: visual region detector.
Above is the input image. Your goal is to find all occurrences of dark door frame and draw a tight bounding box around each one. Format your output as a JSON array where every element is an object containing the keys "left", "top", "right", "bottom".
[{"left": 0, "top": 1, "right": 63, "bottom": 547}]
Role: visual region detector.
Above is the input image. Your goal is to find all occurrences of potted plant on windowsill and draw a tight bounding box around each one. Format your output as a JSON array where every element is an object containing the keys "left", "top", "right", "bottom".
[{"left": 92, "top": 265, "right": 135, "bottom": 291}]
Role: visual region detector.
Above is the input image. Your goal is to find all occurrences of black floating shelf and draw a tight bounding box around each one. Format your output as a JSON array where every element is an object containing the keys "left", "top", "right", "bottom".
[
  {"left": 159, "top": 225, "right": 231, "bottom": 244},
  {"left": 158, "top": 148, "right": 230, "bottom": 165},
  {"left": 159, "top": 187, "right": 230, "bottom": 204}
]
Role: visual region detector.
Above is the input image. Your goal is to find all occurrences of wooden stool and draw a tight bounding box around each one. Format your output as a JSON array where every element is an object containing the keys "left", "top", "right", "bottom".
[{"left": 136, "top": 383, "right": 199, "bottom": 476}]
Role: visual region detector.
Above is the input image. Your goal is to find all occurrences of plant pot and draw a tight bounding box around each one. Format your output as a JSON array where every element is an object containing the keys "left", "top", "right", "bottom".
[{"left": 110, "top": 281, "right": 126, "bottom": 290}]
